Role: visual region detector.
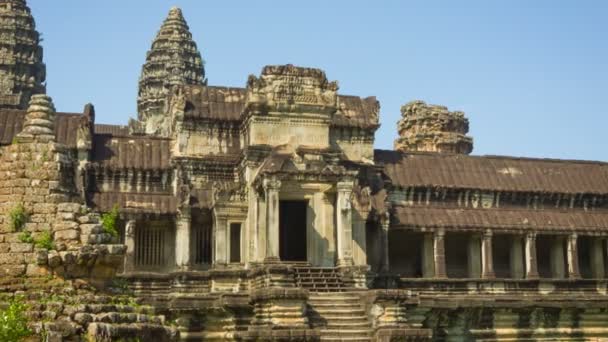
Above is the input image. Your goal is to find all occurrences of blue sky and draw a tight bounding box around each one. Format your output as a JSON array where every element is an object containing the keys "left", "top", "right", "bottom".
[{"left": 30, "top": 0, "right": 608, "bottom": 161}]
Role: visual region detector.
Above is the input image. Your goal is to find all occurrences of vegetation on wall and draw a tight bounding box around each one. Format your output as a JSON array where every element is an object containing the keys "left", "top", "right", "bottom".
[
  {"left": 17, "top": 231, "right": 34, "bottom": 244},
  {"left": 101, "top": 204, "right": 120, "bottom": 237},
  {"left": 0, "top": 296, "right": 32, "bottom": 342},
  {"left": 8, "top": 203, "right": 28, "bottom": 232},
  {"left": 35, "top": 230, "right": 55, "bottom": 250}
]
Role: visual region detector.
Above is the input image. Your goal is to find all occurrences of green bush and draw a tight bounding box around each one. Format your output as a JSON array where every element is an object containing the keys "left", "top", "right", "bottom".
[
  {"left": 35, "top": 230, "right": 55, "bottom": 250},
  {"left": 0, "top": 296, "right": 32, "bottom": 342},
  {"left": 101, "top": 204, "right": 120, "bottom": 237},
  {"left": 17, "top": 231, "right": 34, "bottom": 244},
  {"left": 8, "top": 203, "right": 28, "bottom": 232}
]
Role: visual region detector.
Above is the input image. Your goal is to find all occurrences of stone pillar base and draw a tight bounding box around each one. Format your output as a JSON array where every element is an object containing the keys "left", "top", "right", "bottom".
[{"left": 250, "top": 288, "right": 309, "bottom": 330}]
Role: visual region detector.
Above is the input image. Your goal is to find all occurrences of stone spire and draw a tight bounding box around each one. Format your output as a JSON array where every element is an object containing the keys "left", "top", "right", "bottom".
[
  {"left": 0, "top": 0, "right": 46, "bottom": 110},
  {"left": 394, "top": 100, "right": 473, "bottom": 154},
  {"left": 137, "top": 6, "right": 205, "bottom": 134},
  {"left": 17, "top": 94, "right": 55, "bottom": 142}
]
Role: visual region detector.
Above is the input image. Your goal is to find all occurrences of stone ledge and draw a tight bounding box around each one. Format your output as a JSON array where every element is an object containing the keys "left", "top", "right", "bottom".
[{"left": 251, "top": 288, "right": 309, "bottom": 302}]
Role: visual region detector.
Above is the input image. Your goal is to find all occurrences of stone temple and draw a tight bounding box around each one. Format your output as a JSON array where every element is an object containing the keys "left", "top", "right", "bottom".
[{"left": 1, "top": 2, "right": 608, "bottom": 341}]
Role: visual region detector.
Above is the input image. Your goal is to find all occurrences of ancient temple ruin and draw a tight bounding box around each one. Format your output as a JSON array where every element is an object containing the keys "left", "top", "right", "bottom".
[{"left": 1, "top": 2, "right": 608, "bottom": 341}]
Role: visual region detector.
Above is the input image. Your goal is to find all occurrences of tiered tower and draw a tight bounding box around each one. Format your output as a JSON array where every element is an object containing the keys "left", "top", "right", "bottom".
[
  {"left": 394, "top": 100, "right": 473, "bottom": 154},
  {"left": 0, "top": 0, "right": 46, "bottom": 109},
  {"left": 137, "top": 7, "right": 205, "bottom": 135}
]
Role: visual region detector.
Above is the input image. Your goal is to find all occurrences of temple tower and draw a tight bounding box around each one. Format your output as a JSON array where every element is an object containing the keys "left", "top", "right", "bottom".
[
  {"left": 394, "top": 100, "right": 473, "bottom": 154},
  {"left": 0, "top": 0, "right": 46, "bottom": 110},
  {"left": 137, "top": 7, "right": 205, "bottom": 135}
]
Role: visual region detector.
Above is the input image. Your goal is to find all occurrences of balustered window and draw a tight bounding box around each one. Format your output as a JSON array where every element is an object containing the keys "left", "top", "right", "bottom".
[{"left": 134, "top": 219, "right": 174, "bottom": 270}]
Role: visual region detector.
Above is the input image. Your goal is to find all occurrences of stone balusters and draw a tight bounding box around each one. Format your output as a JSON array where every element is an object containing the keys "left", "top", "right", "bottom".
[
  {"left": 379, "top": 212, "right": 390, "bottom": 273},
  {"left": 336, "top": 181, "right": 354, "bottom": 267},
  {"left": 123, "top": 220, "right": 137, "bottom": 273},
  {"left": 481, "top": 231, "right": 495, "bottom": 279},
  {"left": 567, "top": 234, "right": 581, "bottom": 279},
  {"left": 264, "top": 178, "right": 281, "bottom": 263},
  {"left": 525, "top": 233, "right": 539, "bottom": 279},
  {"left": 433, "top": 229, "right": 447, "bottom": 279}
]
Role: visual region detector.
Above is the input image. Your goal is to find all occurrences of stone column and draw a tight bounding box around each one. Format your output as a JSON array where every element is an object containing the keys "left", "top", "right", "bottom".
[
  {"left": 336, "top": 181, "right": 354, "bottom": 267},
  {"left": 510, "top": 236, "right": 525, "bottom": 279},
  {"left": 481, "top": 231, "right": 495, "bottom": 279},
  {"left": 124, "top": 220, "right": 137, "bottom": 273},
  {"left": 352, "top": 209, "right": 369, "bottom": 267},
  {"left": 567, "top": 234, "right": 581, "bottom": 279},
  {"left": 264, "top": 178, "right": 281, "bottom": 262},
  {"left": 524, "top": 233, "right": 539, "bottom": 279},
  {"left": 213, "top": 215, "right": 228, "bottom": 266},
  {"left": 380, "top": 214, "right": 390, "bottom": 273},
  {"left": 434, "top": 229, "right": 447, "bottom": 278},
  {"left": 175, "top": 214, "right": 191, "bottom": 269},
  {"left": 551, "top": 236, "right": 566, "bottom": 279},
  {"left": 591, "top": 238, "right": 606, "bottom": 279},
  {"left": 468, "top": 234, "right": 482, "bottom": 278},
  {"left": 422, "top": 233, "right": 435, "bottom": 278}
]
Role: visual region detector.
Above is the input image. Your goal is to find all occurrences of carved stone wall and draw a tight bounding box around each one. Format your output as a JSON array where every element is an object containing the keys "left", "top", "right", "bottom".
[
  {"left": 0, "top": 0, "right": 46, "bottom": 109},
  {"left": 395, "top": 100, "right": 473, "bottom": 154}
]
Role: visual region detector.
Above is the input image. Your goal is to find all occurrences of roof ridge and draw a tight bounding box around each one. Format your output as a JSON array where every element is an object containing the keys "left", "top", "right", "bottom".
[{"left": 374, "top": 149, "right": 608, "bottom": 166}]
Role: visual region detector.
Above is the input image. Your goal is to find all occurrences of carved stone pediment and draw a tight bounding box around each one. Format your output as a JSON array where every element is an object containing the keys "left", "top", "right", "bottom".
[{"left": 245, "top": 64, "right": 338, "bottom": 115}]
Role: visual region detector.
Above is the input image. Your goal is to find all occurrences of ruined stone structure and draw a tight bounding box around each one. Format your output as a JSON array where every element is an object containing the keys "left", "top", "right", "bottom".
[{"left": 1, "top": 2, "right": 608, "bottom": 341}]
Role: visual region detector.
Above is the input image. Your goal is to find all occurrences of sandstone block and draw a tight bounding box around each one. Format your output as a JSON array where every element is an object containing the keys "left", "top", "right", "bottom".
[
  {"left": 48, "top": 251, "right": 62, "bottom": 268},
  {"left": 0, "top": 253, "right": 25, "bottom": 265},
  {"left": 26, "top": 264, "right": 50, "bottom": 277},
  {"left": 0, "top": 243, "right": 9, "bottom": 253},
  {"left": 36, "top": 249, "right": 48, "bottom": 265},
  {"left": 59, "top": 212, "right": 76, "bottom": 221},
  {"left": 74, "top": 312, "right": 93, "bottom": 325},
  {"left": 33, "top": 203, "right": 57, "bottom": 214},
  {"left": 57, "top": 203, "right": 81, "bottom": 213},
  {"left": 55, "top": 229, "right": 79, "bottom": 241},
  {"left": 2, "top": 264, "right": 26, "bottom": 277},
  {"left": 59, "top": 251, "right": 76, "bottom": 265},
  {"left": 10, "top": 243, "right": 34, "bottom": 253},
  {"left": 54, "top": 221, "right": 79, "bottom": 231}
]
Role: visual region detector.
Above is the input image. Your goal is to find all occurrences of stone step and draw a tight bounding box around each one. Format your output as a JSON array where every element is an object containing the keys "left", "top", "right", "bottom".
[
  {"left": 310, "top": 302, "right": 362, "bottom": 308},
  {"left": 310, "top": 310, "right": 366, "bottom": 317},
  {"left": 92, "top": 312, "right": 165, "bottom": 325},
  {"left": 319, "top": 328, "right": 373, "bottom": 336},
  {"left": 309, "top": 296, "right": 361, "bottom": 303},
  {"left": 320, "top": 337, "right": 372, "bottom": 342},
  {"left": 314, "top": 321, "right": 371, "bottom": 329},
  {"left": 87, "top": 322, "right": 177, "bottom": 342}
]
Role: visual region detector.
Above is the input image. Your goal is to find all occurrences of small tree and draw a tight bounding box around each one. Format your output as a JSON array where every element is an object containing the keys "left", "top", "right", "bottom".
[
  {"left": 101, "top": 204, "right": 120, "bottom": 237},
  {"left": 8, "top": 203, "right": 28, "bottom": 232},
  {"left": 0, "top": 296, "right": 32, "bottom": 342},
  {"left": 35, "top": 230, "right": 55, "bottom": 250}
]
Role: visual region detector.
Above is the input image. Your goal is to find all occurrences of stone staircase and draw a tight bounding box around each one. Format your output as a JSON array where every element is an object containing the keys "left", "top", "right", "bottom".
[
  {"left": 294, "top": 267, "right": 345, "bottom": 292},
  {"left": 308, "top": 292, "right": 373, "bottom": 342},
  {"left": 20, "top": 292, "right": 177, "bottom": 341}
]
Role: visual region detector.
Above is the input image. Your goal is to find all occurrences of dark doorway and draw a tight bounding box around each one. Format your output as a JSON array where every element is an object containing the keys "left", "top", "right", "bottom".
[
  {"left": 279, "top": 200, "right": 308, "bottom": 262},
  {"left": 230, "top": 223, "right": 242, "bottom": 263},
  {"left": 389, "top": 231, "right": 423, "bottom": 277}
]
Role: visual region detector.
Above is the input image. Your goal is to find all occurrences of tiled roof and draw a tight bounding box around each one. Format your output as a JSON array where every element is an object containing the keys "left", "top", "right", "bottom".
[
  {"left": 0, "top": 109, "right": 24, "bottom": 145},
  {"left": 88, "top": 192, "right": 177, "bottom": 215},
  {"left": 375, "top": 150, "right": 608, "bottom": 195},
  {"left": 91, "top": 134, "right": 172, "bottom": 170},
  {"left": 95, "top": 124, "right": 130, "bottom": 136},
  {"left": 183, "top": 86, "right": 246, "bottom": 122},
  {"left": 180, "top": 85, "right": 379, "bottom": 129},
  {"left": 392, "top": 206, "right": 608, "bottom": 233},
  {"left": 0, "top": 109, "right": 83, "bottom": 147}
]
